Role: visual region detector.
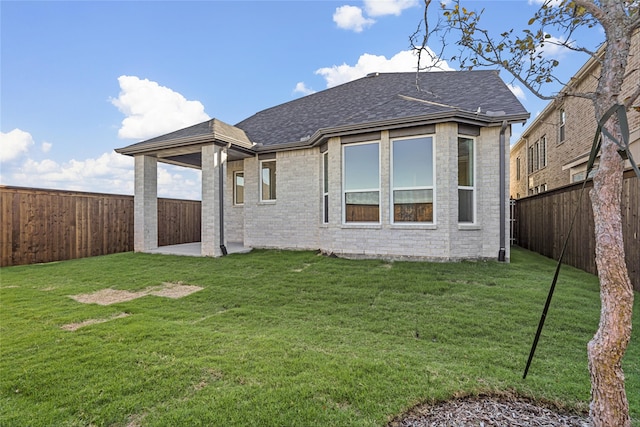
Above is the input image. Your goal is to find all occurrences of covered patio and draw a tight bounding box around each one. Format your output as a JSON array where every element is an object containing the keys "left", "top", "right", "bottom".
[{"left": 116, "top": 119, "right": 255, "bottom": 257}]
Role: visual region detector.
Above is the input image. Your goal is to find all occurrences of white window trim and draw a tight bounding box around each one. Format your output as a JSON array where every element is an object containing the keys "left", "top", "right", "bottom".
[
  {"left": 259, "top": 159, "right": 276, "bottom": 203},
  {"left": 342, "top": 141, "right": 381, "bottom": 225},
  {"left": 390, "top": 135, "right": 436, "bottom": 225},
  {"left": 322, "top": 151, "right": 329, "bottom": 224},
  {"left": 233, "top": 171, "right": 244, "bottom": 206},
  {"left": 458, "top": 136, "right": 476, "bottom": 225}
]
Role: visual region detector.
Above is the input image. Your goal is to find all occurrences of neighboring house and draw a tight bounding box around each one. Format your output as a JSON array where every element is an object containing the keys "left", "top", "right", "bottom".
[
  {"left": 510, "top": 31, "right": 640, "bottom": 199},
  {"left": 116, "top": 71, "right": 528, "bottom": 261}
]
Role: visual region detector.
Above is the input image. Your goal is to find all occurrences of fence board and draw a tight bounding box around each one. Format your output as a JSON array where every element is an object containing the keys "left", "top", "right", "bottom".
[
  {"left": 514, "top": 170, "right": 639, "bottom": 291},
  {"left": 1, "top": 186, "right": 201, "bottom": 267}
]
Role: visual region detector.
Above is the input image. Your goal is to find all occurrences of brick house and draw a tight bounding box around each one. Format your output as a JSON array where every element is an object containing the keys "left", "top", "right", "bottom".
[
  {"left": 116, "top": 71, "right": 528, "bottom": 261},
  {"left": 510, "top": 31, "right": 640, "bottom": 199}
]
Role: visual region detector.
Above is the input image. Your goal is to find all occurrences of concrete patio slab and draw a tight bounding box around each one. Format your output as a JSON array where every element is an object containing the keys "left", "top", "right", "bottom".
[{"left": 147, "top": 242, "right": 251, "bottom": 257}]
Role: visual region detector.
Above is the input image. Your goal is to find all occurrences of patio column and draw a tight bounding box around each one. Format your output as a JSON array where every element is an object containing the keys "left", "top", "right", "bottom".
[
  {"left": 201, "top": 144, "right": 225, "bottom": 257},
  {"left": 134, "top": 155, "right": 158, "bottom": 252}
]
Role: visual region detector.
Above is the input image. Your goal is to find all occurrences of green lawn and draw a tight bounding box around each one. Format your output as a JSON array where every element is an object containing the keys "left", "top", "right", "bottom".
[{"left": 1, "top": 247, "right": 638, "bottom": 426}]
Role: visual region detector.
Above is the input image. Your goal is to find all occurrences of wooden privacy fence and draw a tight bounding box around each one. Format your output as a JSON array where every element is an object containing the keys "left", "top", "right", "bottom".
[
  {"left": 1, "top": 186, "right": 201, "bottom": 267},
  {"left": 513, "top": 170, "right": 639, "bottom": 292}
]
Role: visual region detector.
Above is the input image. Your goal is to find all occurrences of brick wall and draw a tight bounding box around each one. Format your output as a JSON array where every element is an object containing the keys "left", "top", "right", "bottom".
[
  {"left": 510, "top": 30, "right": 640, "bottom": 198},
  {"left": 237, "top": 122, "right": 509, "bottom": 261}
]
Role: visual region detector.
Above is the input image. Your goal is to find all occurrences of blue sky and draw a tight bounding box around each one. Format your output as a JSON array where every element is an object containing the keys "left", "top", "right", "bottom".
[{"left": 1, "top": 0, "right": 604, "bottom": 199}]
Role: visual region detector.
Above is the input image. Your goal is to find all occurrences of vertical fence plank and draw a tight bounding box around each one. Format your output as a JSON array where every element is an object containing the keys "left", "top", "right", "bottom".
[
  {"left": 0, "top": 186, "right": 201, "bottom": 267},
  {"left": 514, "top": 170, "right": 638, "bottom": 291}
]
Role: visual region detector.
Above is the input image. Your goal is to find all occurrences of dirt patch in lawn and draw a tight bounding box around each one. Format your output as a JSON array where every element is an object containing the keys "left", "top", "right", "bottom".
[
  {"left": 61, "top": 312, "right": 131, "bottom": 331},
  {"left": 70, "top": 282, "right": 203, "bottom": 306}
]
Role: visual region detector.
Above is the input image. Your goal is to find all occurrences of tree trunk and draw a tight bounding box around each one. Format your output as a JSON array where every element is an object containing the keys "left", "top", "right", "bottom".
[{"left": 587, "top": 135, "right": 635, "bottom": 426}]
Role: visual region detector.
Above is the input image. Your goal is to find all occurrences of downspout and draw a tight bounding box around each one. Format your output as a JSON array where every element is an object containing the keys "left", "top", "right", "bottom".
[
  {"left": 219, "top": 144, "right": 229, "bottom": 256},
  {"left": 498, "top": 120, "right": 508, "bottom": 262}
]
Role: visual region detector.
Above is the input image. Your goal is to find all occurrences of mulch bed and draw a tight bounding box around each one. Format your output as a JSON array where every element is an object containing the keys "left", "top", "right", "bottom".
[{"left": 390, "top": 395, "right": 591, "bottom": 427}]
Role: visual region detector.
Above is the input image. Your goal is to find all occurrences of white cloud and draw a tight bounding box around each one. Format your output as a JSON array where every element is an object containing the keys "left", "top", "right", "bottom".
[
  {"left": 111, "top": 75, "right": 210, "bottom": 141},
  {"left": 1, "top": 150, "right": 201, "bottom": 199},
  {"left": 536, "top": 34, "right": 574, "bottom": 59},
  {"left": 293, "top": 82, "right": 316, "bottom": 96},
  {"left": 41, "top": 142, "right": 52, "bottom": 153},
  {"left": 6, "top": 152, "right": 135, "bottom": 193},
  {"left": 364, "top": 0, "right": 418, "bottom": 17},
  {"left": 157, "top": 165, "right": 201, "bottom": 200},
  {"left": 0, "top": 129, "right": 35, "bottom": 162},
  {"left": 507, "top": 83, "right": 527, "bottom": 101},
  {"left": 333, "top": 5, "right": 375, "bottom": 32},
  {"left": 315, "top": 49, "right": 453, "bottom": 88}
]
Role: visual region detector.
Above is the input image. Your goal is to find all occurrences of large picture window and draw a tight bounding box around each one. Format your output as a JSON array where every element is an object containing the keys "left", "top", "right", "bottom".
[
  {"left": 234, "top": 171, "right": 244, "bottom": 205},
  {"left": 260, "top": 160, "right": 276, "bottom": 201},
  {"left": 458, "top": 137, "right": 475, "bottom": 223},
  {"left": 343, "top": 142, "right": 379, "bottom": 223},
  {"left": 391, "top": 136, "right": 434, "bottom": 223}
]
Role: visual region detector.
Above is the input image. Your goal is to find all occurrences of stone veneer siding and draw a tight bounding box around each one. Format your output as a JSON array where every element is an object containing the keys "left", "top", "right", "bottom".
[{"left": 233, "top": 122, "right": 510, "bottom": 262}]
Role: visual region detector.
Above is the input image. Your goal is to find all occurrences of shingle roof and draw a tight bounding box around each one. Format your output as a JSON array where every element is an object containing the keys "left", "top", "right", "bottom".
[
  {"left": 117, "top": 70, "right": 528, "bottom": 156},
  {"left": 115, "top": 118, "right": 253, "bottom": 155},
  {"left": 235, "top": 70, "right": 528, "bottom": 147}
]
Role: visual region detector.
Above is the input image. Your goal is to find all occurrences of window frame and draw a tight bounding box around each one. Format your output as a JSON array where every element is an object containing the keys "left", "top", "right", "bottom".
[
  {"left": 233, "top": 171, "right": 244, "bottom": 206},
  {"left": 390, "top": 135, "right": 436, "bottom": 225},
  {"left": 322, "top": 151, "right": 329, "bottom": 224},
  {"left": 539, "top": 135, "right": 547, "bottom": 168},
  {"left": 457, "top": 136, "right": 476, "bottom": 224},
  {"left": 342, "top": 141, "right": 381, "bottom": 224},
  {"left": 559, "top": 109, "right": 566, "bottom": 143},
  {"left": 259, "top": 159, "right": 277, "bottom": 202}
]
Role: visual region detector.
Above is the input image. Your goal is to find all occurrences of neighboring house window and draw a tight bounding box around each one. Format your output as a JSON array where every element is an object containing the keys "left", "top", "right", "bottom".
[
  {"left": 260, "top": 160, "right": 276, "bottom": 201},
  {"left": 528, "top": 137, "right": 546, "bottom": 173},
  {"left": 234, "top": 171, "right": 244, "bottom": 205},
  {"left": 559, "top": 109, "right": 566, "bottom": 142},
  {"left": 516, "top": 157, "right": 521, "bottom": 181},
  {"left": 391, "top": 135, "right": 434, "bottom": 223},
  {"left": 528, "top": 145, "right": 535, "bottom": 174},
  {"left": 458, "top": 136, "right": 475, "bottom": 223},
  {"left": 322, "top": 151, "right": 329, "bottom": 224},
  {"left": 343, "top": 142, "right": 379, "bottom": 223}
]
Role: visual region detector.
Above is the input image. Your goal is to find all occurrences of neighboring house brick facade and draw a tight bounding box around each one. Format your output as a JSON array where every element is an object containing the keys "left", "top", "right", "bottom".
[
  {"left": 117, "top": 71, "right": 528, "bottom": 261},
  {"left": 510, "top": 31, "right": 640, "bottom": 199}
]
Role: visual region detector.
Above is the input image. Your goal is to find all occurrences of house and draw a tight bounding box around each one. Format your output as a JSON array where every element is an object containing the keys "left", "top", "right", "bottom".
[
  {"left": 116, "top": 71, "right": 529, "bottom": 261},
  {"left": 510, "top": 31, "right": 640, "bottom": 199}
]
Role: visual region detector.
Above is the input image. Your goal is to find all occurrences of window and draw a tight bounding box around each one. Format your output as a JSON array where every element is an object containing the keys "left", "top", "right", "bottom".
[
  {"left": 343, "top": 142, "right": 379, "bottom": 223},
  {"left": 322, "top": 151, "right": 329, "bottom": 224},
  {"left": 559, "top": 109, "right": 566, "bottom": 142},
  {"left": 391, "top": 136, "right": 434, "bottom": 223},
  {"left": 516, "top": 157, "right": 521, "bottom": 181},
  {"left": 260, "top": 160, "right": 276, "bottom": 201},
  {"left": 528, "top": 136, "right": 547, "bottom": 173},
  {"left": 233, "top": 171, "right": 244, "bottom": 205},
  {"left": 458, "top": 137, "right": 475, "bottom": 223}
]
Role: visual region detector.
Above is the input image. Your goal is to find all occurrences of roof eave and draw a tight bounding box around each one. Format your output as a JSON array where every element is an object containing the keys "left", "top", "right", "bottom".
[
  {"left": 254, "top": 110, "right": 530, "bottom": 153},
  {"left": 115, "top": 134, "right": 255, "bottom": 157}
]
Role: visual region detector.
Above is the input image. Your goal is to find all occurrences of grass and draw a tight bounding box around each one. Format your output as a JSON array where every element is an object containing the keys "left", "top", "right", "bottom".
[{"left": 0, "top": 247, "right": 638, "bottom": 426}]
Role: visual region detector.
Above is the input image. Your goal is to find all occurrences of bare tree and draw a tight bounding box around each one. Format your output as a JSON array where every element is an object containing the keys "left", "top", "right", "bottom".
[{"left": 412, "top": 1, "right": 639, "bottom": 425}]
